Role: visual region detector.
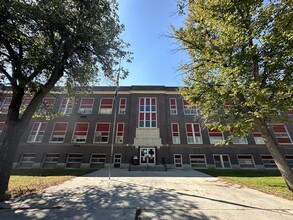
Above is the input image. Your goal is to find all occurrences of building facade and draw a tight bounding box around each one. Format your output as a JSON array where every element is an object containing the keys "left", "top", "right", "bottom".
[{"left": 0, "top": 86, "right": 293, "bottom": 169}]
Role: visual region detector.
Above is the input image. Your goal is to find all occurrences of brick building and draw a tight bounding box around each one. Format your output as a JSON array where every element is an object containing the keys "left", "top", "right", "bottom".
[{"left": 0, "top": 86, "right": 292, "bottom": 169}]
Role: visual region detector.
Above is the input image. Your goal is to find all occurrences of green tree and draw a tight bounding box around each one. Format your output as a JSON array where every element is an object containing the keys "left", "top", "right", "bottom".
[
  {"left": 173, "top": 0, "right": 293, "bottom": 190},
  {"left": 0, "top": 0, "right": 131, "bottom": 199}
]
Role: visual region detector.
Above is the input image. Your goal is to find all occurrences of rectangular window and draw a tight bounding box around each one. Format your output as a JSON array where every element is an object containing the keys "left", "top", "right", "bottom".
[
  {"left": 42, "top": 153, "right": 59, "bottom": 168},
  {"left": 114, "top": 154, "right": 122, "bottom": 168},
  {"left": 90, "top": 154, "right": 106, "bottom": 168},
  {"left": 0, "top": 97, "right": 11, "bottom": 114},
  {"left": 94, "top": 123, "right": 110, "bottom": 143},
  {"left": 208, "top": 128, "right": 224, "bottom": 144},
  {"left": 237, "top": 155, "right": 255, "bottom": 168},
  {"left": 59, "top": 98, "right": 73, "bottom": 114},
  {"left": 253, "top": 130, "right": 265, "bottom": 144},
  {"left": 50, "top": 122, "right": 68, "bottom": 143},
  {"left": 27, "top": 122, "right": 47, "bottom": 143},
  {"left": 21, "top": 97, "right": 32, "bottom": 112},
  {"left": 116, "top": 123, "right": 124, "bottom": 143},
  {"left": 79, "top": 98, "right": 94, "bottom": 114},
  {"left": 285, "top": 155, "right": 293, "bottom": 168},
  {"left": 119, "top": 98, "right": 127, "bottom": 114},
  {"left": 174, "top": 154, "right": 183, "bottom": 168},
  {"left": 38, "top": 97, "right": 56, "bottom": 114},
  {"left": 0, "top": 122, "right": 5, "bottom": 135},
  {"left": 261, "top": 155, "right": 277, "bottom": 169},
  {"left": 186, "top": 123, "right": 202, "bottom": 144},
  {"left": 18, "top": 153, "right": 36, "bottom": 168},
  {"left": 213, "top": 155, "right": 231, "bottom": 168},
  {"left": 138, "top": 97, "right": 157, "bottom": 128},
  {"left": 99, "top": 98, "right": 113, "bottom": 114},
  {"left": 183, "top": 100, "right": 199, "bottom": 115},
  {"left": 72, "top": 123, "right": 89, "bottom": 143},
  {"left": 66, "top": 153, "right": 83, "bottom": 168},
  {"left": 169, "top": 98, "right": 177, "bottom": 115},
  {"left": 171, "top": 123, "right": 180, "bottom": 144},
  {"left": 232, "top": 137, "right": 248, "bottom": 144},
  {"left": 190, "top": 154, "right": 207, "bottom": 168},
  {"left": 273, "top": 124, "right": 292, "bottom": 144}
]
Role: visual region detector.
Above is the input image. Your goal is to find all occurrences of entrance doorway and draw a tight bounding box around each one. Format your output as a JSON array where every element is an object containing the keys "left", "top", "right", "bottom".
[{"left": 140, "top": 147, "right": 156, "bottom": 165}]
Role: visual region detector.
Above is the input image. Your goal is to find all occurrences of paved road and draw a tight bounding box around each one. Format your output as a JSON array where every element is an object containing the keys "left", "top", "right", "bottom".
[{"left": 0, "top": 169, "right": 292, "bottom": 220}]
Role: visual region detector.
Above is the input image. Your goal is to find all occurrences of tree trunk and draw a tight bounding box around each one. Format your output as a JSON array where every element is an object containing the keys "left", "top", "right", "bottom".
[{"left": 254, "top": 118, "right": 293, "bottom": 192}]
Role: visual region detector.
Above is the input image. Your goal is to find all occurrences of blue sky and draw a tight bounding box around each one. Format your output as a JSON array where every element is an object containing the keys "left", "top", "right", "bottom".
[{"left": 117, "top": 0, "right": 188, "bottom": 86}]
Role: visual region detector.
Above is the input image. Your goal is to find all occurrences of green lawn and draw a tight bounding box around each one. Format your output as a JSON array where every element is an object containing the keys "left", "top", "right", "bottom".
[
  {"left": 199, "top": 169, "right": 293, "bottom": 200},
  {"left": 4, "top": 168, "right": 94, "bottom": 200}
]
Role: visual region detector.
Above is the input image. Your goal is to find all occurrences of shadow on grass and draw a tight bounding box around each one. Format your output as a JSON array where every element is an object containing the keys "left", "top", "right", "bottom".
[{"left": 199, "top": 169, "right": 281, "bottom": 177}]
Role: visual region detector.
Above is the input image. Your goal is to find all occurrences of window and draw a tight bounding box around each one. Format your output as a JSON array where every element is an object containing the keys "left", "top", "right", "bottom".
[
  {"left": 208, "top": 128, "right": 224, "bottom": 144},
  {"left": 59, "top": 98, "right": 73, "bottom": 114},
  {"left": 72, "top": 123, "right": 89, "bottom": 143},
  {"left": 138, "top": 97, "right": 157, "bottom": 128},
  {"left": 42, "top": 153, "right": 59, "bottom": 168},
  {"left": 38, "top": 97, "right": 56, "bottom": 114},
  {"left": 90, "top": 154, "right": 106, "bottom": 168},
  {"left": 169, "top": 98, "right": 177, "bottom": 115},
  {"left": 272, "top": 124, "right": 292, "bottom": 144},
  {"left": 174, "top": 154, "right": 183, "bottom": 168},
  {"left": 119, "top": 98, "right": 127, "bottom": 114},
  {"left": 27, "top": 122, "right": 47, "bottom": 143},
  {"left": 0, "top": 97, "right": 11, "bottom": 114},
  {"left": 183, "top": 100, "right": 199, "bottom": 115},
  {"left": 285, "top": 155, "right": 293, "bottom": 168},
  {"left": 190, "top": 154, "right": 206, "bottom": 168},
  {"left": 213, "top": 155, "right": 231, "bottom": 168},
  {"left": 78, "top": 98, "right": 94, "bottom": 114},
  {"left": 94, "top": 123, "right": 110, "bottom": 143},
  {"left": 237, "top": 155, "right": 255, "bottom": 168},
  {"left": 0, "top": 122, "right": 5, "bottom": 135},
  {"left": 18, "top": 153, "right": 36, "bottom": 168},
  {"left": 66, "top": 153, "right": 83, "bottom": 168},
  {"left": 261, "top": 155, "right": 277, "bottom": 169},
  {"left": 114, "top": 154, "right": 122, "bottom": 168},
  {"left": 116, "top": 123, "right": 124, "bottom": 143},
  {"left": 99, "top": 98, "right": 113, "bottom": 114},
  {"left": 232, "top": 137, "right": 248, "bottom": 144},
  {"left": 21, "top": 97, "right": 32, "bottom": 112},
  {"left": 171, "top": 123, "right": 180, "bottom": 144},
  {"left": 253, "top": 130, "right": 265, "bottom": 144},
  {"left": 287, "top": 109, "right": 293, "bottom": 115},
  {"left": 50, "top": 122, "right": 68, "bottom": 143},
  {"left": 186, "top": 123, "right": 202, "bottom": 144}
]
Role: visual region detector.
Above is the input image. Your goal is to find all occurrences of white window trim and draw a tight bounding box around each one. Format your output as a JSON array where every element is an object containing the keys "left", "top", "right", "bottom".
[
  {"left": 237, "top": 154, "right": 256, "bottom": 169},
  {"left": 169, "top": 98, "right": 178, "bottom": 115},
  {"left": 71, "top": 123, "right": 89, "bottom": 143},
  {"left": 171, "top": 123, "right": 180, "bottom": 144},
  {"left": 78, "top": 98, "right": 94, "bottom": 114},
  {"left": 119, "top": 98, "right": 127, "bottom": 114},
  {"left": 189, "top": 154, "right": 207, "bottom": 168},
  {"left": 174, "top": 154, "right": 183, "bottom": 168},
  {"left": 213, "top": 154, "right": 231, "bottom": 169},
  {"left": 27, "top": 122, "right": 47, "bottom": 143},
  {"left": 59, "top": 98, "right": 73, "bottom": 114},
  {"left": 116, "top": 123, "right": 124, "bottom": 144},
  {"left": 93, "top": 123, "right": 111, "bottom": 143},
  {"left": 138, "top": 97, "right": 157, "bottom": 128},
  {"left": 99, "top": 98, "right": 114, "bottom": 114},
  {"left": 49, "top": 122, "right": 68, "bottom": 143},
  {"left": 273, "top": 124, "right": 292, "bottom": 145},
  {"left": 186, "top": 123, "right": 203, "bottom": 144}
]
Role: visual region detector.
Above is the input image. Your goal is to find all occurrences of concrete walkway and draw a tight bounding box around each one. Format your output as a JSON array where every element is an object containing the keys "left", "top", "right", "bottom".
[{"left": 0, "top": 169, "right": 292, "bottom": 220}]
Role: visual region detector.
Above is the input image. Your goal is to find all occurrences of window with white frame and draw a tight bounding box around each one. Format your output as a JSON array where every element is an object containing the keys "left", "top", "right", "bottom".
[
  {"left": 253, "top": 130, "right": 265, "bottom": 144},
  {"left": 72, "top": 123, "right": 89, "bottom": 143},
  {"left": 50, "top": 122, "right": 68, "bottom": 143},
  {"left": 27, "top": 122, "right": 47, "bottom": 143},
  {"left": 183, "top": 100, "right": 199, "bottom": 115},
  {"left": 119, "top": 98, "right": 127, "bottom": 114},
  {"left": 42, "top": 153, "right": 59, "bottom": 168},
  {"left": 186, "top": 123, "right": 202, "bottom": 144},
  {"left": 0, "top": 97, "right": 11, "bottom": 114},
  {"left": 237, "top": 155, "right": 255, "bottom": 168},
  {"left": 272, "top": 124, "right": 292, "bottom": 144},
  {"left": 169, "top": 98, "right": 177, "bottom": 115},
  {"left": 18, "top": 153, "right": 36, "bottom": 168},
  {"left": 261, "top": 155, "right": 277, "bottom": 169},
  {"left": 213, "top": 155, "right": 231, "bottom": 168},
  {"left": 94, "top": 123, "right": 110, "bottom": 143},
  {"left": 90, "top": 154, "right": 106, "bottom": 168},
  {"left": 208, "top": 128, "right": 224, "bottom": 144},
  {"left": 0, "top": 122, "right": 5, "bottom": 135},
  {"left": 66, "top": 153, "right": 83, "bottom": 168},
  {"left": 116, "top": 123, "right": 124, "bottom": 143},
  {"left": 38, "top": 97, "right": 56, "bottom": 114},
  {"left": 99, "top": 98, "right": 113, "bottom": 114},
  {"left": 171, "top": 123, "right": 180, "bottom": 144},
  {"left": 285, "top": 155, "right": 293, "bottom": 168},
  {"left": 232, "top": 137, "right": 248, "bottom": 144},
  {"left": 138, "top": 97, "right": 157, "bottom": 128},
  {"left": 59, "top": 98, "right": 73, "bottom": 114},
  {"left": 190, "top": 154, "right": 206, "bottom": 168},
  {"left": 114, "top": 154, "right": 122, "bottom": 168},
  {"left": 78, "top": 98, "right": 94, "bottom": 114},
  {"left": 174, "top": 154, "right": 183, "bottom": 168}
]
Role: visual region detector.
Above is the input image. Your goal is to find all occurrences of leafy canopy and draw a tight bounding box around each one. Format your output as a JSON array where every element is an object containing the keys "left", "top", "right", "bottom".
[{"left": 173, "top": 0, "right": 292, "bottom": 138}]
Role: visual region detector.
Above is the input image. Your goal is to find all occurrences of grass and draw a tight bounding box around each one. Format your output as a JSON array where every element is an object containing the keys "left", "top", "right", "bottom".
[
  {"left": 4, "top": 168, "right": 94, "bottom": 200},
  {"left": 199, "top": 169, "right": 293, "bottom": 200}
]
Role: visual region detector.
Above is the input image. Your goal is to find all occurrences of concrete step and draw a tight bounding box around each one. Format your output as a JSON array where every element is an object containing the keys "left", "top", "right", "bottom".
[{"left": 129, "top": 164, "right": 167, "bottom": 171}]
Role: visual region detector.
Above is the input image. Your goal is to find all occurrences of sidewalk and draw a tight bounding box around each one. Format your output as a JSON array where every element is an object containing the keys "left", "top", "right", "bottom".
[{"left": 0, "top": 169, "right": 292, "bottom": 219}]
